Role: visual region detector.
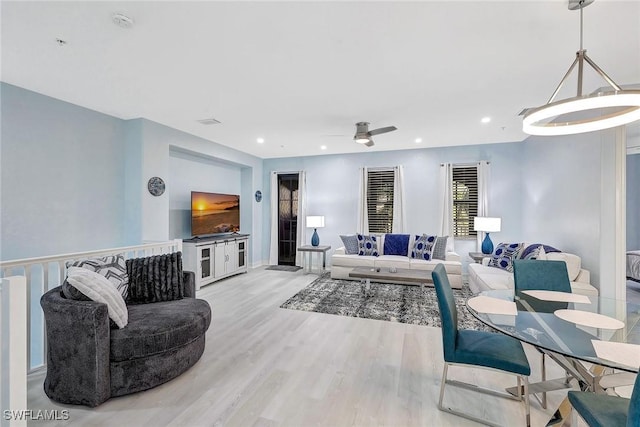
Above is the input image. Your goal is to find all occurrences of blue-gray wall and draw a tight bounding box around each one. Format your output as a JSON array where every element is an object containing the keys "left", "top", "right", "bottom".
[
  {"left": 168, "top": 148, "right": 242, "bottom": 239},
  {"left": 628, "top": 154, "right": 640, "bottom": 251},
  {"left": 133, "top": 118, "right": 263, "bottom": 265},
  {"left": 521, "top": 134, "right": 603, "bottom": 286},
  {"left": 263, "top": 142, "right": 525, "bottom": 273},
  {"left": 1, "top": 84, "right": 264, "bottom": 266},
  {"left": 1, "top": 81, "right": 629, "bottom": 292},
  {"left": 264, "top": 131, "right": 623, "bottom": 292},
  {"left": 1, "top": 82, "right": 127, "bottom": 260}
]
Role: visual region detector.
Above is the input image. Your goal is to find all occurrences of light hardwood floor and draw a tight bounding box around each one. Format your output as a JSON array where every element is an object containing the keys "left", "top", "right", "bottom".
[{"left": 28, "top": 267, "right": 570, "bottom": 426}]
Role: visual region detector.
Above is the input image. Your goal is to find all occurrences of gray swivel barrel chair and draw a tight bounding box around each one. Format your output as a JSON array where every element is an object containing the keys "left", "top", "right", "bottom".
[{"left": 40, "top": 270, "right": 211, "bottom": 407}]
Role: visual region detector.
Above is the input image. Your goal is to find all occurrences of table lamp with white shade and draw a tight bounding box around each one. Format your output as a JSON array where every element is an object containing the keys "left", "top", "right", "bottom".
[
  {"left": 306, "top": 216, "right": 325, "bottom": 247},
  {"left": 474, "top": 217, "right": 502, "bottom": 255}
]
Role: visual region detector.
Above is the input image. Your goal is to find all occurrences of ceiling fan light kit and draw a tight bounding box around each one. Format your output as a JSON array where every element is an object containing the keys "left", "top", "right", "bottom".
[
  {"left": 522, "top": 0, "right": 640, "bottom": 136},
  {"left": 353, "top": 121, "right": 397, "bottom": 147}
]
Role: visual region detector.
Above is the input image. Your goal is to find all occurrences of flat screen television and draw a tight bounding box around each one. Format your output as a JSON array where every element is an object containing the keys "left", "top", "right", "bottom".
[{"left": 191, "top": 191, "right": 240, "bottom": 237}]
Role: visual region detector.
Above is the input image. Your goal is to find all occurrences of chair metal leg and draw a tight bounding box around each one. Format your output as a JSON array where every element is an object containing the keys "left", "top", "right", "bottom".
[
  {"left": 437, "top": 362, "right": 531, "bottom": 427},
  {"left": 518, "top": 376, "right": 522, "bottom": 397},
  {"left": 542, "top": 353, "right": 547, "bottom": 409},
  {"left": 523, "top": 375, "right": 531, "bottom": 427},
  {"left": 438, "top": 363, "right": 448, "bottom": 410}
]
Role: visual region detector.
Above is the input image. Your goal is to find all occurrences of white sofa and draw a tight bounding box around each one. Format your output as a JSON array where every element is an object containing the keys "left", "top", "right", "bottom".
[
  {"left": 467, "top": 251, "right": 598, "bottom": 296},
  {"left": 331, "top": 245, "right": 463, "bottom": 289}
]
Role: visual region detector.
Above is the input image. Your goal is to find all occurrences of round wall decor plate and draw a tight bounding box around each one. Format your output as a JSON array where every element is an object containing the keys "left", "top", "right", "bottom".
[
  {"left": 554, "top": 309, "right": 625, "bottom": 330},
  {"left": 147, "top": 177, "right": 165, "bottom": 196}
]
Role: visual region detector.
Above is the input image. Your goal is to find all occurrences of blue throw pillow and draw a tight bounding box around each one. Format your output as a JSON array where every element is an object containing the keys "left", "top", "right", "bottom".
[
  {"left": 340, "top": 235, "right": 359, "bottom": 255},
  {"left": 521, "top": 245, "right": 544, "bottom": 260},
  {"left": 488, "top": 242, "right": 525, "bottom": 272},
  {"left": 383, "top": 234, "right": 410, "bottom": 256},
  {"left": 357, "top": 234, "right": 379, "bottom": 256},
  {"left": 411, "top": 234, "right": 437, "bottom": 260},
  {"left": 520, "top": 243, "right": 561, "bottom": 259}
]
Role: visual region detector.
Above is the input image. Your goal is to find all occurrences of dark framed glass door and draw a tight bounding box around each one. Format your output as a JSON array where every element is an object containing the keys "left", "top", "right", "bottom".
[{"left": 278, "top": 174, "right": 299, "bottom": 265}]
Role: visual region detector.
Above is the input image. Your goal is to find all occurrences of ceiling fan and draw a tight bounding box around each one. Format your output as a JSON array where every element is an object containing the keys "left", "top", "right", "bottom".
[{"left": 354, "top": 122, "right": 397, "bottom": 147}]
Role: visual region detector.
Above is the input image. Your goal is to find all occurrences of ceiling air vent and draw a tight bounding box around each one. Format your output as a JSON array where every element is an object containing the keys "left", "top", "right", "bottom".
[
  {"left": 112, "top": 13, "right": 134, "bottom": 29},
  {"left": 197, "top": 118, "right": 221, "bottom": 125}
]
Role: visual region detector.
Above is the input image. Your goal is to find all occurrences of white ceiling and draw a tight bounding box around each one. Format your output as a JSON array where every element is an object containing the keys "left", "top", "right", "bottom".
[{"left": 2, "top": 1, "right": 639, "bottom": 159}]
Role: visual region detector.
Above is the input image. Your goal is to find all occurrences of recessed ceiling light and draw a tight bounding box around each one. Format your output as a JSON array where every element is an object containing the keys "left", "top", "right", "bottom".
[
  {"left": 481, "top": 117, "right": 491, "bottom": 124},
  {"left": 414, "top": 138, "right": 422, "bottom": 143},
  {"left": 257, "top": 138, "right": 265, "bottom": 144},
  {"left": 320, "top": 145, "right": 327, "bottom": 150}
]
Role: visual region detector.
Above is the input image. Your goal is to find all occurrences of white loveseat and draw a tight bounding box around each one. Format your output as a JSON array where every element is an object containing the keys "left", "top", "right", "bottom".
[
  {"left": 468, "top": 251, "right": 598, "bottom": 296},
  {"left": 331, "top": 234, "right": 463, "bottom": 289}
]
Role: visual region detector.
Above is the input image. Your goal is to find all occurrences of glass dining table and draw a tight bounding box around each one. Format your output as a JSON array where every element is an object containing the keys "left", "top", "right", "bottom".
[{"left": 467, "top": 289, "right": 640, "bottom": 426}]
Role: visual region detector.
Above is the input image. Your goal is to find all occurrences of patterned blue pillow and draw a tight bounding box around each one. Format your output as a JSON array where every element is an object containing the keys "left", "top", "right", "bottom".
[
  {"left": 383, "top": 234, "right": 410, "bottom": 256},
  {"left": 357, "top": 234, "right": 379, "bottom": 256},
  {"left": 411, "top": 234, "right": 437, "bottom": 260},
  {"left": 340, "top": 235, "right": 359, "bottom": 255},
  {"left": 488, "top": 242, "right": 525, "bottom": 272}
]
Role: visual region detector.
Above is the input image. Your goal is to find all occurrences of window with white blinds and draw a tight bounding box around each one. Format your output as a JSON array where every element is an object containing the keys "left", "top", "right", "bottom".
[
  {"left": 452, "top": 165, "right": 478, "bottom": 238},
  {"left": 367, "top": 168, "right": 394, "bottom": 233}
]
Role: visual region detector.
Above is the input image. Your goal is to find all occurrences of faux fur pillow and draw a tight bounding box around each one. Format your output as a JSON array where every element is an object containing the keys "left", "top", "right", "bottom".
[
  {"left": 126, "top": 252, "right": 184, "bottom": 304},
  {"left": 65, "top": 267, "right": 128, "bottom": 328}
]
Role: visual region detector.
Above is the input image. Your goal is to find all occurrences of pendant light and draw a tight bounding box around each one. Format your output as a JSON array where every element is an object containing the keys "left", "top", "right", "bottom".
[{"left": 522, "top": 0, "right": 640, "bottom": 136}]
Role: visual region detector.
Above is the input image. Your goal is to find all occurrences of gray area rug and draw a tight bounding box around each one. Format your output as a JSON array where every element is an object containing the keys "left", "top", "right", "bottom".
[
  {"left": 266, "top": 265, "right": 303, "bottom": 272},
  {"left": 280, "top": 273, "right": 485, "bottom": 329}
]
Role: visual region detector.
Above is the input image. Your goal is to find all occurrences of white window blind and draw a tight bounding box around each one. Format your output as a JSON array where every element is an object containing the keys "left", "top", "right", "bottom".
[
  {"left": 367, "top": 169, "right": 394, "bottom": 233},
  {"left": 452, "top": 165, "right": 478, "bottom": 238}
]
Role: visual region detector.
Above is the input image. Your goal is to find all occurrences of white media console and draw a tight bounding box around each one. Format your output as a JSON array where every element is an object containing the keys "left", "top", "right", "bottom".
[{"left": 183, "top": 234, "right": 249, "bottom": 290}]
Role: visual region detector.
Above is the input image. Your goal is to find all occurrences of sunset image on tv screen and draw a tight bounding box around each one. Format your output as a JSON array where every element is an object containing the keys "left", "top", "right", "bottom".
[{"left": 191, "top": 192, "right": 240, "bottom": 236}]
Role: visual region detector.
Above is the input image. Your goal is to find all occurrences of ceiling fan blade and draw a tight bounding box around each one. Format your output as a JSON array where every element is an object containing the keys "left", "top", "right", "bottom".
[
  {"left": 364, "top": 139, "right": 375, "bottom": 147},
  {"left": 368, "top": 125, "right": 397, "bottom": 136}
]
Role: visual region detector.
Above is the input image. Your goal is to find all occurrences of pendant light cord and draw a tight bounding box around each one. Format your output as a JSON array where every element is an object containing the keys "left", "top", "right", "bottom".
[{"left": 579, "top": 0, "right": 584, "bottom": 51}]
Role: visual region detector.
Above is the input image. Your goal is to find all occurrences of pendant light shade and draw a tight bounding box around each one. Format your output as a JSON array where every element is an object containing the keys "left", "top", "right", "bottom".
[{"left": 522, "top": 0, "right": 640, "bottom": 136}]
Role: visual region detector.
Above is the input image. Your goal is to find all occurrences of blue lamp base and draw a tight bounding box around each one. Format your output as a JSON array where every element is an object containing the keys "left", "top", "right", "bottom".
[
  {"left": 311, "top": 229, "right": 319, "bottom": 246},
  {"left": 481, "top": 233, "right": 494, "bottom": 255}
]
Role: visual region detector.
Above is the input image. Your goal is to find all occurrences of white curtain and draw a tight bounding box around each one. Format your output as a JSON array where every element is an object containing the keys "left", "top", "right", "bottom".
[
  {"left": 476, "top": 161, "right": 490, "bottom": 250},
  {"left": 295, "top": 171, "right": 307, "bottom": 267},
  {"left": 392, "top": 165, "right": 406, "bottom": 233},
  {"left": 357, "top": 167, "right": 369, "bottom": 234},
  {"left": 438, "top": 163, "right": 455, "bottom": 251},
  {"left": 268, "top": 171, "right": 279, "bottom": 265}
]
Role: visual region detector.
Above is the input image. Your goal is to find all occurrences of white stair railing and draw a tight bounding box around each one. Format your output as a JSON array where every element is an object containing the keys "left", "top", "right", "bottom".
[
  {"left": 1, "top": 276, "right": 27, "bottom": 427},
  {"left": 0, "top": 239, "right": 183, "bottom": 372}
]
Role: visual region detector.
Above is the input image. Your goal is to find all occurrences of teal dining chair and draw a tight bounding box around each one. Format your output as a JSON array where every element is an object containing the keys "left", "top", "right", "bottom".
[
  {"left": 432, "top": 263, "right": 532, "bottom": 427},
  {"left": 513, "top": 259, "right": 572, "bottom": 408},
  {"left": 513, "top": 259, "right": 572, "bottom": 297},
  {"left": 568, "top": 370, "right": 640, "bottom": 426},
  {"left": 513, "top": 259, "right": 572, "bottom": 314}
]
